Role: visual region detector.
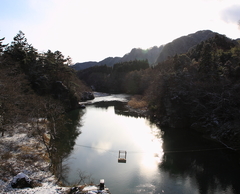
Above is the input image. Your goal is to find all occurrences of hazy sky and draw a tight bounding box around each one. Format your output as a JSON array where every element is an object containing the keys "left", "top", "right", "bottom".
[{"left": 1, "top": 0, "right": 240, "bottom": 63}]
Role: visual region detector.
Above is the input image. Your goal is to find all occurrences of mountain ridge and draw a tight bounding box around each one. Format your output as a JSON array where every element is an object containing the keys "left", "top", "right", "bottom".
[
  {"left": 155, "top": 30, "right": 218, "bottom": 64},
  {"left": 71, "top": 30, "right": 220, "bottom": 70},
  {"left": 71, "top": 46, "right": 162, "bottom": 70}
]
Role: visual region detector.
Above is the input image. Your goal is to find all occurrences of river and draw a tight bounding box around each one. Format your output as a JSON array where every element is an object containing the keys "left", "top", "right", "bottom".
[{"left": 58, "top": 93, "right": 240, "bottom": 194}]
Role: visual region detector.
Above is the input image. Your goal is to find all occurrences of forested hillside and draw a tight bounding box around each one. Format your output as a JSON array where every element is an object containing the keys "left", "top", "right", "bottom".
[
  {"left": 0, "top": 31, "right": 91, "bottom": 137},
  {"left": 78, "top": 33, "right": 240, "bottom": 150},
  {"left": 77, "top": 59, "right": 149, "bottom": 93},
  {"left": 72, "top": 30, "right": 217, "bottom": 71},
  {"left": 155, "top": 30, "right": 217, "bottom": 63}
]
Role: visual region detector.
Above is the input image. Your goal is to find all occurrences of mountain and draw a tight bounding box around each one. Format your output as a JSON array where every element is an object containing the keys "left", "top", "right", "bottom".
[
  {"left": 71, "top": 46, "right": 162, "bottom": 70},
  {"left": 71, "top": 30, "right": 218, "bottom": 70},
  {"left": 71, "top": 61, "right": 98, "bottom": 71},
  {"left": 71, "top": 57, "right": 121, "bottom": 71},
  {"left": 155, "top": 30, "right": 217, "bottom": 64},
  {"left": 120, "top": 45, "right": 164, "bottom": 64},
  {"left": 98, "top": 57, "right": 122, "bottom": 67}
]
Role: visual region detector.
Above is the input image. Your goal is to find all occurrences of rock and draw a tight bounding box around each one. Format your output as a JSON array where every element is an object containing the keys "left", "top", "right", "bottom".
[
  {"left": 68, "top": 186, "right": 80, "bottom": 194},
  {"left": 11, "top": 172, "right": 33, "bottom": 188}
]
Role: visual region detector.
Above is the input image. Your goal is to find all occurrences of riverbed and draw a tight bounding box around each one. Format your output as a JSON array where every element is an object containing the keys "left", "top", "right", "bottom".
[{"left": 60, "top": 93, "right": 240, "bottom": 194}]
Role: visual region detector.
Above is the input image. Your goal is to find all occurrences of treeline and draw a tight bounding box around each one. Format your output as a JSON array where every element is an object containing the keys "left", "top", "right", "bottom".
[
  {"left": 0, "top": 31, "right": 90, "bottom": 171},
  {"left": 148, "top": 35, "right": 240, "bottom": 123},
  {"left": 77, "top": 59, "right": 149, "bottom": 93},
  {"left": 78, "top": 34, "right": 240, "bottom": 149}
]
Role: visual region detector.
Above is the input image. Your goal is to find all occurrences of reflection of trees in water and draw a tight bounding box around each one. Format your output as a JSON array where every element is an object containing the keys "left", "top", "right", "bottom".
[
  {"left": 93, "top": 101, "right": 160, "bottom": 132},
  {"left": 159, "top": 127, "right": 240, "bottom": 194},
  {"left": 50, "top": 109, "right": 84, "bottom": 184},
  {"left": 93, "top": 101, "right": 147, "bottom": 119}
]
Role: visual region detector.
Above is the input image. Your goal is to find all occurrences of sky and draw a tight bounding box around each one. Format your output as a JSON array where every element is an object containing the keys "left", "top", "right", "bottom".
[{"left": 0, "top": 0, "right": 240, "bottom": 63}]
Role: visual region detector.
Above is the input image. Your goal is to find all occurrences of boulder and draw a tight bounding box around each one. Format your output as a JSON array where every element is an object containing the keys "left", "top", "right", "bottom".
[{"left": 11, "top": 172, "right": 32, "bottom": 188}]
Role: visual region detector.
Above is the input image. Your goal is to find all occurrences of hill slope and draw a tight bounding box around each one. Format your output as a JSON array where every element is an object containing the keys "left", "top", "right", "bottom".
[
  {"left": 120, "top": 45, "right": 164, "bottom": 64},
  {"left": 71, "top": 46, "right": 162, "bottom": 70},
  {"left": 155, "top": 30, "right": 217, "bottom": 64},
  {"left": 72, "top": 30, "right": 218, "bottom": 70}
]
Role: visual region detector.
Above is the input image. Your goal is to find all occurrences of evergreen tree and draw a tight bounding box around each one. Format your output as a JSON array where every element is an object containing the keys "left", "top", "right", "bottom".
[
  {"left": 199, "top": 42, "right": 212, "bottom": 75},
  {"left": 0, "top": 37, "right": 7, "bottom": 56}
]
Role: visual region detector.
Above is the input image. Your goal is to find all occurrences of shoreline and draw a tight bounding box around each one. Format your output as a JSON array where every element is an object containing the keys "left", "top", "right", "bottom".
[
  {"left": 0, "top": 123, "right": 69, "bottom": 193},
  {"left": 0, "top": 122, "right": 111, "bottom": 194},
  {"left": 1, "top": 95, "right": 238, "bottom": 193}
]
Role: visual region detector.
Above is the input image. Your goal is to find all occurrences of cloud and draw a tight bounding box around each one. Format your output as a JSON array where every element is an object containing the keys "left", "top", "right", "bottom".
[
  {"left": 221, "top": 4, "right": 240, "bottom": 24},
  {"left": 92, "top": 141, "right": 112, "bottom": 154}
]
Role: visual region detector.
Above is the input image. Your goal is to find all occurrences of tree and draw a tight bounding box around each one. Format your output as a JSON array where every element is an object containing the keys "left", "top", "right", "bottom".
[
  {"left": 199, "top": 43, "right": 212, "bottom": 74},
  {"left": 5, "top": 31, "right": 28, "bottom": 61},
  {"left": 65, "top": 56, "right": 72, "bottom": 66},
  {"left": 3, "top": 31, "right": 38, "bottom": 74},
  {"left": 0, "top": 37, "right": 7, "bottom": 56}
]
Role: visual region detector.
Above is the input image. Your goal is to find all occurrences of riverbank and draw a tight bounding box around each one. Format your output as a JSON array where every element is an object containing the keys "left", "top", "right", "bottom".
[
  {"left": 1, "top": 93, "right": 238, "bottom": 193},
  {"left": 126, "top": 95, "right": 149, "bottom": 116},
  {"left": 0, "top": 123, "right": 69, "bottom": 193},
  {"left": 0, "top": 123, "right": 112, "bottom": 194},
  {"left": 0, "top": 93, "right": 131, "bottom": 193},
  {"left": 126, "top": 95, "right": 240, "bottom": 153}
]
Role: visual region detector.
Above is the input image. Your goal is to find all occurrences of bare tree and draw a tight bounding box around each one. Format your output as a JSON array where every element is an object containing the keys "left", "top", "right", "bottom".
[{"left": 76, "top": 169, "right": 94, "bottom": 185}]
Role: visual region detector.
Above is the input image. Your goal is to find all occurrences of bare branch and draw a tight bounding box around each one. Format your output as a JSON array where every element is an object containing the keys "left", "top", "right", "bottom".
[{"left": 77, "top": 169, "right": 94, "bottom": 185}]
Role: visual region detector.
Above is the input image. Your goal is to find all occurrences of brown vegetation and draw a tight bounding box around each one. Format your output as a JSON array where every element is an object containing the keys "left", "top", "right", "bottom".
[{"left": 127, "top": 95, "right": 148, "bottom": 109}]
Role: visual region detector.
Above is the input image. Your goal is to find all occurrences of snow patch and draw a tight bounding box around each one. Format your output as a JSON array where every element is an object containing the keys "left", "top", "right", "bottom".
[
  {"left": 11, "top": 172, "right": 31, "bottom": 184},
  {"left": 0, "top": 123, "right": 68, "bottom": 193}
]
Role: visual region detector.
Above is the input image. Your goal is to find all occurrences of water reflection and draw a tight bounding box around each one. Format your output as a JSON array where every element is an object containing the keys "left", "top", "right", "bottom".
[
  {"left": 93, "top": 100, "right": 145, "bottom": 118},
  {"left": 61, "top": 101, "right": 163, "bottom": 193},
  {"left": 52, "top": 94, "right": 240, "bottom": 194},
  {"left": 159, "top": 127, "right": 240, "bottom": 194},
  {"left": 50, "top": 109, "right": 83, "bottom": 184}
]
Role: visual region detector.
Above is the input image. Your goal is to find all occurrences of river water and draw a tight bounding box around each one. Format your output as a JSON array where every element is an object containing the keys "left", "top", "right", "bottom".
[{"left": 60, "top": 93, "right": 240, "bottom": 194}]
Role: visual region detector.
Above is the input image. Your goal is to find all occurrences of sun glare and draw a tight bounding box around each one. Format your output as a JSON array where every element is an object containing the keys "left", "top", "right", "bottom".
[
  {"left": 140, "top": 137, "right": 163, "bottom": 171},
  {"left": 123, "top": 117, "right": 163, "bottom": 172}
]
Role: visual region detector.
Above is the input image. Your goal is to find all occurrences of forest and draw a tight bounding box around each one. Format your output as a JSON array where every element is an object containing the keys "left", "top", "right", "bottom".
[
  {"left": 0, "top": 31, "right": 92, "bottom": 178},
  {"left": 77, "top": 34, "right": 240, "bottom": 150}
]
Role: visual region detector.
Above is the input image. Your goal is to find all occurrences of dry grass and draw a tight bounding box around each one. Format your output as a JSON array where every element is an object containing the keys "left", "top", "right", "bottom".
[
  {"left": 17, "top": 144, "right": 48, "bottom": 165},
  {"left": 0, "top": 162, "right": 17, "bottom": 178},
  {"left": 20, "top": 145, "right": 35, "bottom": 152},
  {"left": 0, "top": 124, "right": 50, "bottom": 183},
  {"left": 1, "top": 152, "right": 13, "bottom": 160},
  {"left": 127, "top": 95, "right": 148, "bottom": 109}
]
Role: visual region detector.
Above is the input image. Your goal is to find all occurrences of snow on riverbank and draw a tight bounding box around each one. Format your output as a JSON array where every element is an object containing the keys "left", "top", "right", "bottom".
[
  {"left": 0, "top": 123, "right": 68, "bottom": 193},
  {"left": 1, "top": 176, "right": 67, "bottom": 194},
  {"left": 0, "top": 123, "right": 111, "bottom": 194}
]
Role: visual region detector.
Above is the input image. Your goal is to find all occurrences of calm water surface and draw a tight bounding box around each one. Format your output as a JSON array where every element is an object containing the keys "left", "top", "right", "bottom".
[{"left": 61, "top": 93, "right": 240, "bottom": 194}]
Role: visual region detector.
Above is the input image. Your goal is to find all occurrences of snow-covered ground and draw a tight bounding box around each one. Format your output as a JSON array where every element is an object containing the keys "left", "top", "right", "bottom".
[
  {"left": 0, "top": 123, "right": 111, "bottom": 194},
  {"left": 1, "top": 177, "right": 68, "bottom": 194},
  {"left": 0, "top": 123, "right": 68, "bottom": 193}
]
